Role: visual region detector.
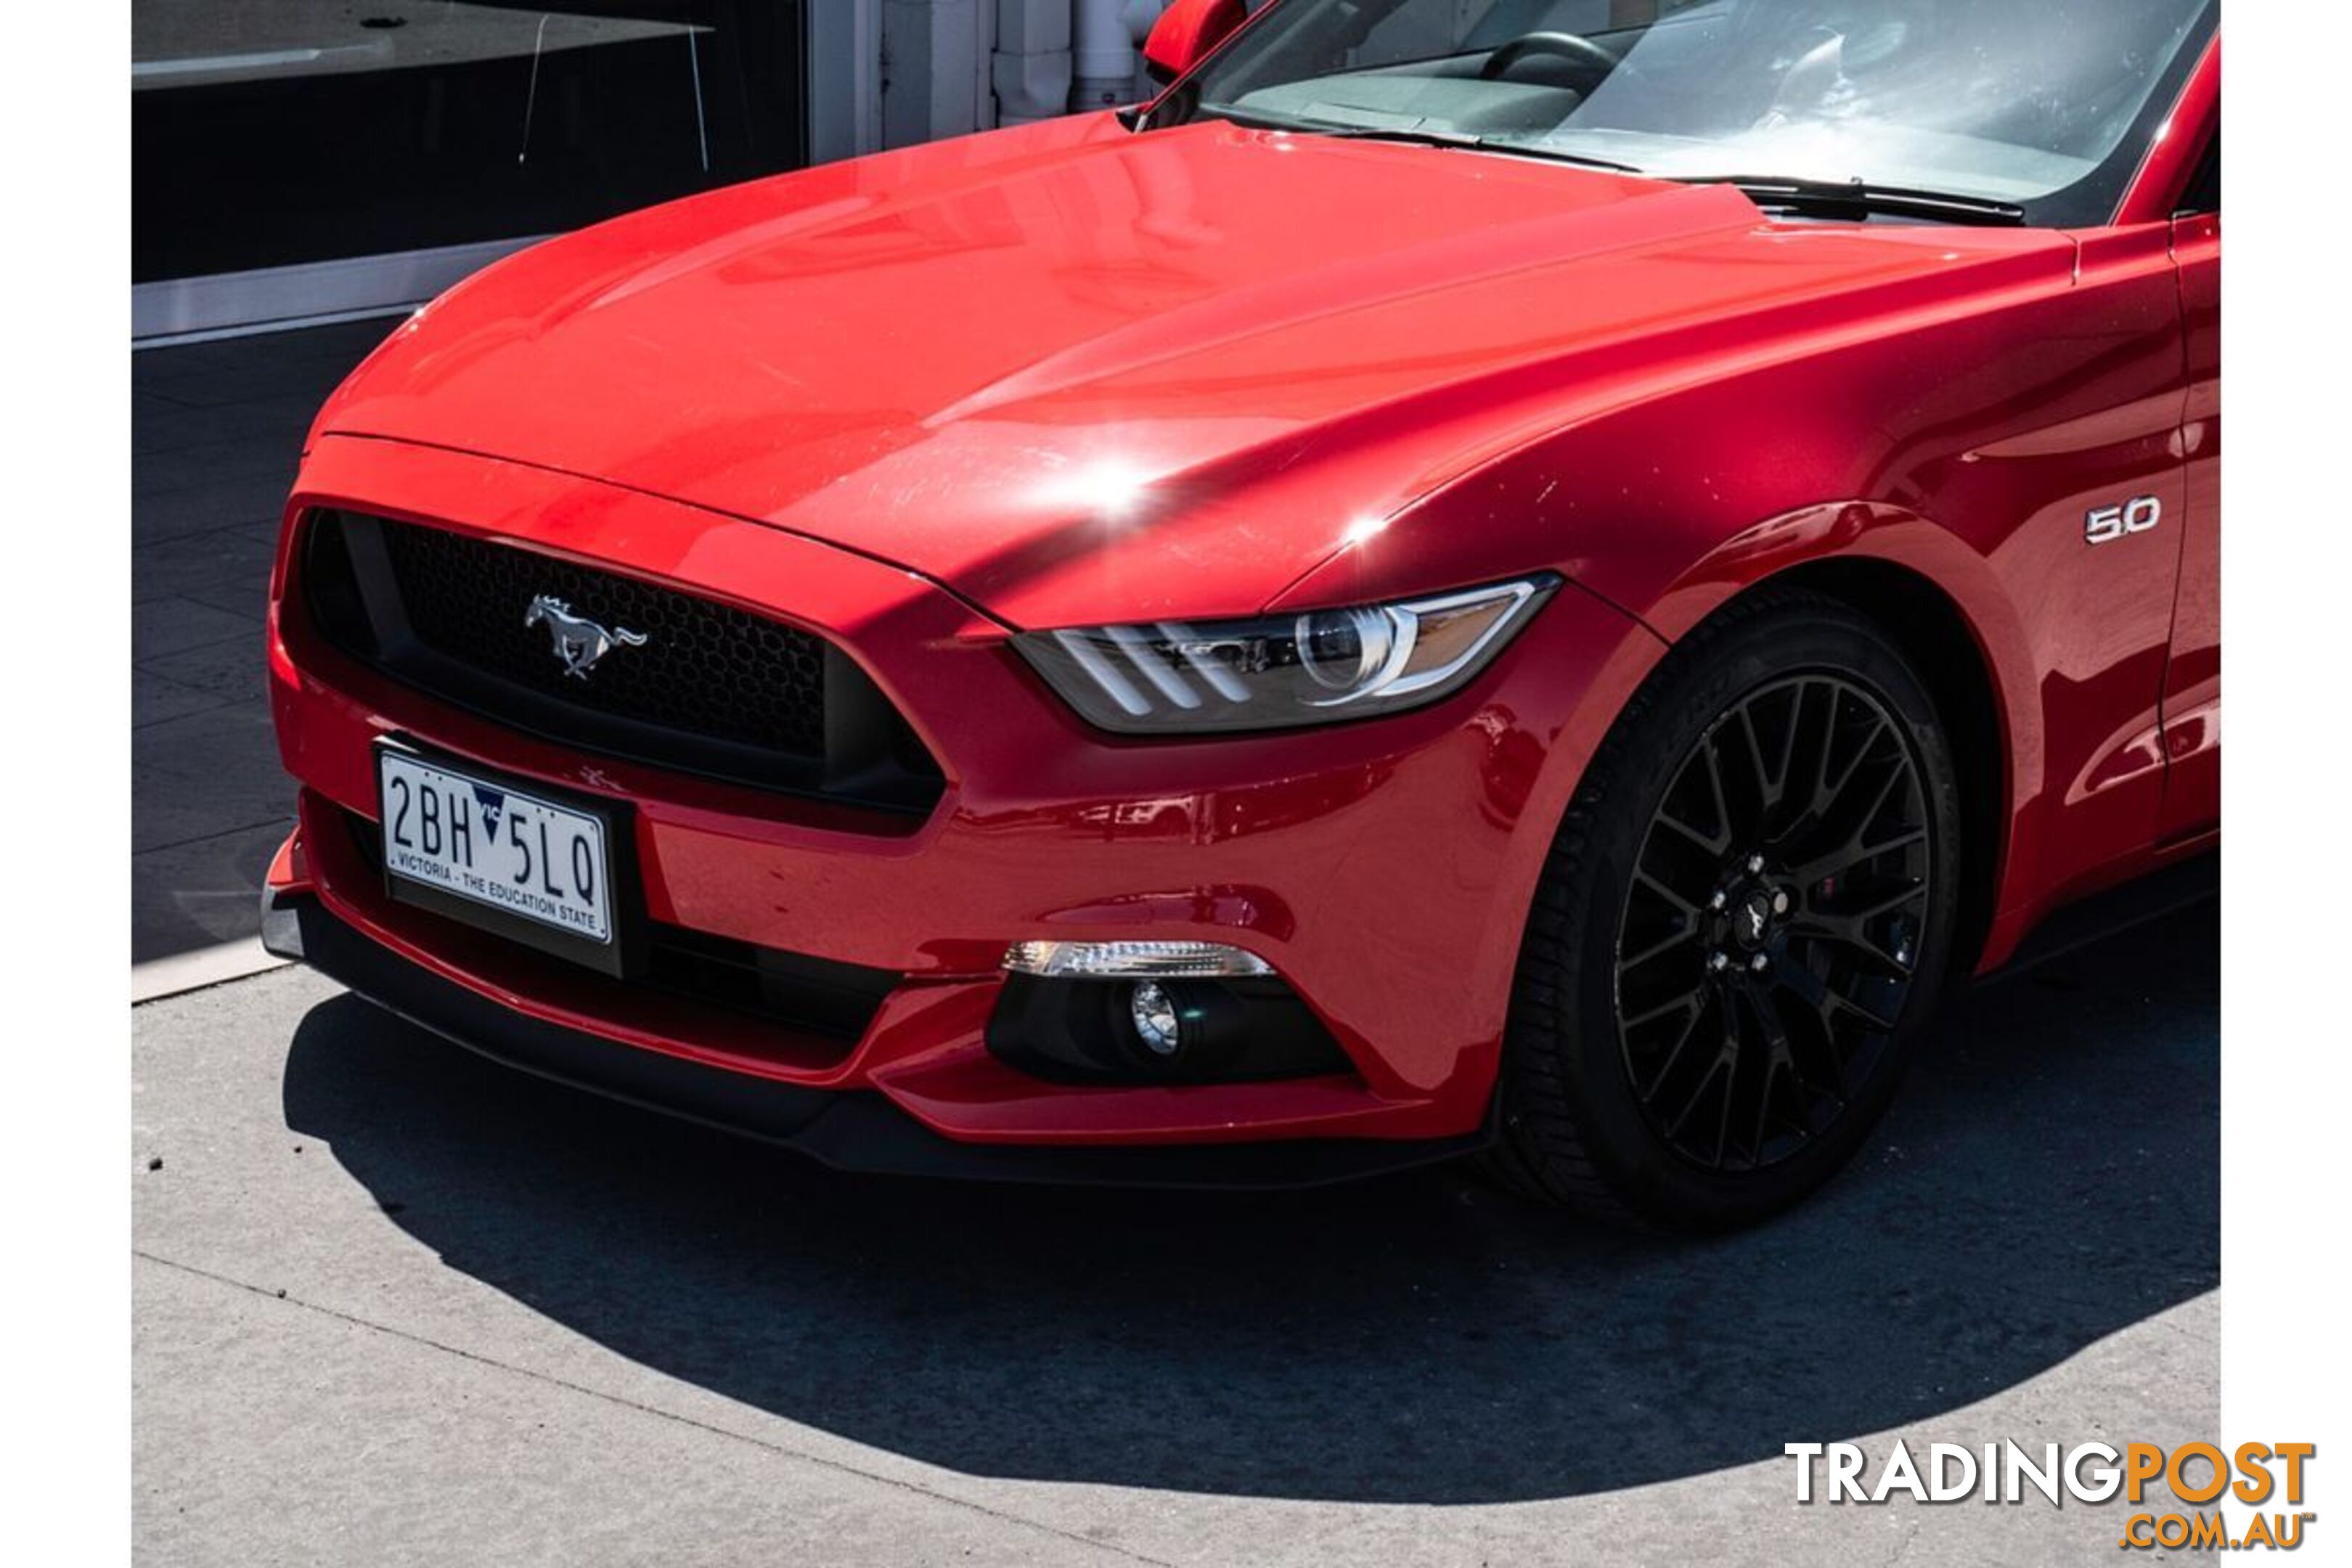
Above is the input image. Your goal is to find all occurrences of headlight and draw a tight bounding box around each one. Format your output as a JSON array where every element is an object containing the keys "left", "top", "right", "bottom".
[{"left": 1013, "top": 575, "right": 1558, "bottom": 734}]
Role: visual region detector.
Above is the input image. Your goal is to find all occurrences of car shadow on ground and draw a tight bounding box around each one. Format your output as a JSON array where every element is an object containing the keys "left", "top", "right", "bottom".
[{"left": 280, "top": 899, "right": 2216, "bottom": 1506}]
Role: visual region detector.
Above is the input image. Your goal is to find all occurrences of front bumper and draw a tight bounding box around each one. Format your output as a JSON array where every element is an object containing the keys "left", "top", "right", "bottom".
[
  {"left": 261, "top": 878, "right": 1488, "bottom": 1187},
  {"left": 269, "top": 435, "right": 1661, "bottom": 1156}
]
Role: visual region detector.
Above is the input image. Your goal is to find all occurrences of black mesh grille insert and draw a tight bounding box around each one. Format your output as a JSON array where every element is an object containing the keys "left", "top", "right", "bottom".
[
  {"left": 380, "top": 519, "right": 828, "bottom": 757},
  {"left": 298, "top": 511, "right": 942, "bottom": 812}
]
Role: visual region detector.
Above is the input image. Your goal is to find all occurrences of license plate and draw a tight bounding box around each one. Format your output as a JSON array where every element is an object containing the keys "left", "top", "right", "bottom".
[{"left": 377, "top": 748, "right": 614, "bottom": 945}]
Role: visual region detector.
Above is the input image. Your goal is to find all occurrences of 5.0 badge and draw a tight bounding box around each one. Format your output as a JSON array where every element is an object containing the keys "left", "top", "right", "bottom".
[{"left": 2086, "top": 495, "right": 2163, "bottom": 544}]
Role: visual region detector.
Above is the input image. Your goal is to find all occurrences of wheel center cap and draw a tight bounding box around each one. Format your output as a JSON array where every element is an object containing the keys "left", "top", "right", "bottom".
[{"left": 1731, "top": 889, "right": 1777, "bottom": 950}]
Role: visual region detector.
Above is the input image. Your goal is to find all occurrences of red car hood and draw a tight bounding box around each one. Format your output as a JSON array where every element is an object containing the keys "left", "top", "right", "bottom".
[{"left": 317, "top": 113, "right": 2069, "bottom": 626}]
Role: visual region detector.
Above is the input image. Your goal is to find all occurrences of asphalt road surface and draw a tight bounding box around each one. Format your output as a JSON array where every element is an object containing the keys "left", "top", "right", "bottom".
[{"left": 131, "top": 898, "right": 2218, "bottom": 1566}]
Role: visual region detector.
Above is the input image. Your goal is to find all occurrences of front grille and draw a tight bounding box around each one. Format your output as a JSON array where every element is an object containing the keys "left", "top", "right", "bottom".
[
  {"left": 383, "top": 518, "right": 829, "bottom": 756},
  {"left": 300, "top": 511, "right": 942, "bottom": 812},
  {"left": 343, "top": 811, "right": 896, "bottom": 1045}
]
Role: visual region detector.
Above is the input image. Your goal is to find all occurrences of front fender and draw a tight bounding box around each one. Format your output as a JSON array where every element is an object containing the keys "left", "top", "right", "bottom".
[{"left": 1640, "top": 499, "right": 2042, "bottom": 814}]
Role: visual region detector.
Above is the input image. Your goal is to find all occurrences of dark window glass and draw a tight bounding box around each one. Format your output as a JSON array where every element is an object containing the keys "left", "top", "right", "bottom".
[
  {"left": 134, "top": 1, "right": 808, "bottom": 282},
  {"left": 2179, "top": 134, "right": 2219, "bottom": 214}
]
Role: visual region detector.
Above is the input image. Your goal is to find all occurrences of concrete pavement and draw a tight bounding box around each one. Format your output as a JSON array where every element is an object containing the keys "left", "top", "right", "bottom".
[
  {"left": 132, "top": 899, "right": 2218, "bottom": 1565},
  {"left": 133, "top": 319, "right": 391, "bottom": 978}
]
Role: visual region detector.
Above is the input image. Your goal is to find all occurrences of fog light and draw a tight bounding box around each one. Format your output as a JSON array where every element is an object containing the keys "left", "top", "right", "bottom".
[
  {"left": 1128, "top": 981, "right": 1183, "bottom": 1058},
  {"left": 1001, "top": 940, "right": 1274, "bottom": 979}
]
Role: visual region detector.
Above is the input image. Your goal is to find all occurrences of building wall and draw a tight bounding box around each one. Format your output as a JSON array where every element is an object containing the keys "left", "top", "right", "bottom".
[{"left": 134, "top": 0, "right": 1164, "bottom": 340}]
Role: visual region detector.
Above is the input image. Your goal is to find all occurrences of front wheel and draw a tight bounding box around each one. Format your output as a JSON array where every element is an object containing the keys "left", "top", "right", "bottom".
[{"left": 1485, "top": 588, "right": 1966, "bottom": 1230}]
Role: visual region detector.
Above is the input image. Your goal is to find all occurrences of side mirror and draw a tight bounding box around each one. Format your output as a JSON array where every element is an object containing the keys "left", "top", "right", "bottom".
[{"left": 1143, "top": 0, "right": 1247, "bottom": 86}]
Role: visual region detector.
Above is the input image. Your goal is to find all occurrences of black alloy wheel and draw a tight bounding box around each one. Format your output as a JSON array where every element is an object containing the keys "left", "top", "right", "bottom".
[
  {"left": 1484, "top": 588, "right": 1964, "bottom": 1231},
  {"left": 1614, "top": 674, "right": 1932, "bottom": 1172}
]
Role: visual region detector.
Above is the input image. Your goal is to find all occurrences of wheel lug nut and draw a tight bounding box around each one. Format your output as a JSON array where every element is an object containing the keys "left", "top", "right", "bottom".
[
  {"left": 1746, "top": 854, "right": 1766, "bottom": 874},
  {"left": 1750, "top": 953, "right": 1771, "bottom": 973},
  {"left": 1708, "top": 952, "right": 1729, "bottom": 973},
  {"left": 1709, "top": 890, "right": 1728, "bottom": 911},
  {"left": 1771, "top": 890, "right": 1789, "bottom": 915}
]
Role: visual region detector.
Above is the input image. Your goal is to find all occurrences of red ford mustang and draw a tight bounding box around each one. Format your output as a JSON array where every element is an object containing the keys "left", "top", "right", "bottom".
[{"left": 261, "top": 0, "right": 2221, "bottom": 1229}]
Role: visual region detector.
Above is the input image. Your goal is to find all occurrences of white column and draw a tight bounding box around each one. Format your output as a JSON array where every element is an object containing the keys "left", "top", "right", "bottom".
[
  {"left": 993, "top": 0, "right": 1074, "bottom": 126},
  {"left": 880, "top": 0, "right": 990, "bottom": 148},
  {"left": 1071, "top": 0, "right": 1161, "bottom": 112},
  {"left": 806, "top": 0, "right": 884, "bottom": 163}
]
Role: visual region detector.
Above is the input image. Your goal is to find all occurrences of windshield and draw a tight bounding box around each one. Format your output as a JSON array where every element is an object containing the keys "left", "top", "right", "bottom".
[{"left": 1161, "top": 0, "right": 2216, "bottom": 226}]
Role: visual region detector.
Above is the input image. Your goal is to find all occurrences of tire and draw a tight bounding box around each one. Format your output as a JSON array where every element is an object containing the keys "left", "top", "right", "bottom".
[{"left": 1484, "top": 587, "right": 1966, "bottom": 1231}]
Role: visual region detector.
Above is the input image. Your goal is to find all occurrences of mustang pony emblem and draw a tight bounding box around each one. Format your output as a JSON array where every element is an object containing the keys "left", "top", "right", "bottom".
[{"left": 524, "top": 595, "right": 648, "bottom": 679}]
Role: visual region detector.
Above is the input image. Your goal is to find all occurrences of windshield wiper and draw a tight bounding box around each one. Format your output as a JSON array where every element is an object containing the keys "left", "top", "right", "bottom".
[
  {"left": 1674, "top": 174, "right": 2025, "bottom": 226},
  {"left": 1228, "top": 116, "right": 1645, "bottom": 175}
]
